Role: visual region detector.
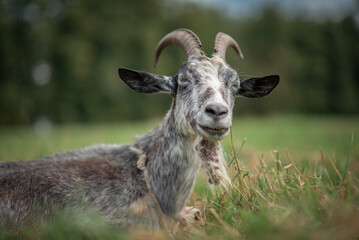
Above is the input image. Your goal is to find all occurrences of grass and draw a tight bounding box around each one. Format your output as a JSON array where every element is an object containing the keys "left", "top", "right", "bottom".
[
  {"left": 0, "top": 114, "right": 358, "bottom": 239},
  {"left": 197, "top": 135, "right": 359, "bottom": 240}
]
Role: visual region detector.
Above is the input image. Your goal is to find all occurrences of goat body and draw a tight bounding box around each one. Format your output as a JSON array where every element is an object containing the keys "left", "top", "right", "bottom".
[
  {"left": 0, "top": 110, "right": 221, "bottom": 229},
  {"left": 0, "top": 29, "right": 279, "bottom": 231}
]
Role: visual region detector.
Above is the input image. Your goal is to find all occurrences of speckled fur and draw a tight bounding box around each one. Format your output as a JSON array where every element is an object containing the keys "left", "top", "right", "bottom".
[{"left": 196, "top": 139, "right": 231, "bottom": 186}]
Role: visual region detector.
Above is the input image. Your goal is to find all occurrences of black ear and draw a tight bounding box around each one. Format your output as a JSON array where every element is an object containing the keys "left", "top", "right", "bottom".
[
  {"left": 236, "top": 75, "right": 280, "bottom": 98},
  {"left": 118, "top": 67, "right": 177, "bottom": 95}
]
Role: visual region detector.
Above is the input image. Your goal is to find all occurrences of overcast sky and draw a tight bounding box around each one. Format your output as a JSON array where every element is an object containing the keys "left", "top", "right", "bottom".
[{"left": 177, "top": 0, "right": 358, "bottom": 22}]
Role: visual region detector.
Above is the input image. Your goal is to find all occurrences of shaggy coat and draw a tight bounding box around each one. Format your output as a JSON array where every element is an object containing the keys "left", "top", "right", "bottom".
[{"left": 0, "top": 29, "right": 279, "bottom": 231}]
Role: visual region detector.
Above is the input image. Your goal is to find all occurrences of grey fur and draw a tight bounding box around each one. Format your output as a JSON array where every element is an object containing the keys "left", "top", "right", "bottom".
[{"left": 0, "top": 29, "right": 279, "bottom": 231}]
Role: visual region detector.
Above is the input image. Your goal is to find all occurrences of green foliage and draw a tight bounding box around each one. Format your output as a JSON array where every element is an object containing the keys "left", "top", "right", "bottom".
[{"left": 0, "top": 1, "right": 358, "bottom": 125}]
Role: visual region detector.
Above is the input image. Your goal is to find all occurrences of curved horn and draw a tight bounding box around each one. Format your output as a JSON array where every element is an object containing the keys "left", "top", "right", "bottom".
[
  {"left": 154, "top": 28, "right": 203, "bottom": 67},
  {"left": 213, "top": 32, "right": 244, "bottom": 60}
]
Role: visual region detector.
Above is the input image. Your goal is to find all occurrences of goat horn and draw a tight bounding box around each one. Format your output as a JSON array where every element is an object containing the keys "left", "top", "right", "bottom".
[
  {"left": 213, "top": 32, "right": 244, "bottom": 60},
  {"left": 154, "top": 28, "right": 203, "bottom": 67}
]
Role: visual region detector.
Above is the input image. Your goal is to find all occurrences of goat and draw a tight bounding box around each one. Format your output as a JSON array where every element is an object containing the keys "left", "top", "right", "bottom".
[{"left": 0, "top": 29, "right": 279, "bottom": 233}]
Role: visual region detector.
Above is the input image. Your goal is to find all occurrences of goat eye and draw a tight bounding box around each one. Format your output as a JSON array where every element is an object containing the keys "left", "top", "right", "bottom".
[
  {"left": 232, "top": 82, "right": 239, "bottom": 89},
  {"left": 181, "top": 77, "right": 189, "bottom": 83}
]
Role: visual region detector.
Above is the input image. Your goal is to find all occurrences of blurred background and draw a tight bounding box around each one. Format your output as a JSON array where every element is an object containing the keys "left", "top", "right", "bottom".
[
  {"left": 1, "top": 2, "right": 359, "bottom": 238},
  {"left": 0, "top": 0, "right": 358, "bottom": 126}
]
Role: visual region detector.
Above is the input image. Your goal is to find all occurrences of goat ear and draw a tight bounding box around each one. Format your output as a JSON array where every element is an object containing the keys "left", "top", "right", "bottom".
[
  {"left": 236, "top": 75, "right": 279, "bottom": 98},
  {"left": 118, "top": 67, "right": 177, "bottom": 95}
]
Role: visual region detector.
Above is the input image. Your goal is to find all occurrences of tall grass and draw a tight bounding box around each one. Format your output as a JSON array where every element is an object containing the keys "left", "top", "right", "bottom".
[
  {"left": 1, "top": 115, "right": 358, "bottom": 239},
  {"left": 196, "top": 136, "right": 359, "bottom": 240}
]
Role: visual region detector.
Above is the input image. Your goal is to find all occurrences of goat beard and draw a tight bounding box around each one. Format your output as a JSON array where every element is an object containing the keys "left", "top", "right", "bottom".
[{"left": 196, "top": 139, "right": 231, "bottom": 187}]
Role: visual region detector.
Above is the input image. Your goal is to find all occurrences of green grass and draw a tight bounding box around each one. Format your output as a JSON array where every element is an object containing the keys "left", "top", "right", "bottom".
[
  {"left": 197, "top": 135, "right": 359, "bottom": 240},
  {"left": 1, "top": 115, "right": 359, "bottom": 239}
]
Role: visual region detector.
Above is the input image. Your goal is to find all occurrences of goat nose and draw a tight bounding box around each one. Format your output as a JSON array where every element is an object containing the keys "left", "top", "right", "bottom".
[{"left": 205, "top": 103, "right": 229, "bottom": 119}]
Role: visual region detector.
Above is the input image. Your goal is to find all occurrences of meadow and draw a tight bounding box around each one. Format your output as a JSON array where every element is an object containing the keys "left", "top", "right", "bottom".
[{"left": 0, "top": 115, "right": 358, "bottom": 239}]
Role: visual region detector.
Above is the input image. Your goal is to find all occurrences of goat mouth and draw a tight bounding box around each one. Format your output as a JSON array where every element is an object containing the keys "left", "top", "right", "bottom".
[{"left": 198, "top": 124, "right": 229, "bottom": 138}]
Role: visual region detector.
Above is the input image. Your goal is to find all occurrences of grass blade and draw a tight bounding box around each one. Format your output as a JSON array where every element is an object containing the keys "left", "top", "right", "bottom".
[{"left": 341, "top": 133, "right": 354, "bottom": 187}]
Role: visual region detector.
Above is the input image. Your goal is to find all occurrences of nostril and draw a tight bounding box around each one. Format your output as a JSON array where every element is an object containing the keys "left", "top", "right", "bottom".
[
  {"left": 221, "top": 109, "right": 229, "bottom": 116},
  {"left": 205, "top": 103, "right": 229, "bottom": 118},
  {"left": 205, "top": 107, "right": 216, "bottom": 116}
]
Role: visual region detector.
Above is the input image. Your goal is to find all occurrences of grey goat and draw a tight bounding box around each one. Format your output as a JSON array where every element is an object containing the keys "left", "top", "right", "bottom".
[{"left": 0, "top": 29, "right": 279, "bottom": 232}]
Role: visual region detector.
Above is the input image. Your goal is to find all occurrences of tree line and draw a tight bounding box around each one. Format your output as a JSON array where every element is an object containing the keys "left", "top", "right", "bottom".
[{"left": 0, "top": 0, "right": 358, "bottom": 125}]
